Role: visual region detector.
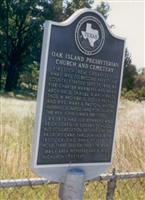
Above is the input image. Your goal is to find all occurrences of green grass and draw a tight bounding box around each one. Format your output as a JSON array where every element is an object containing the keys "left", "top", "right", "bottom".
[{"left": 0, "top": 96, "right": 145, "bottom": 199}]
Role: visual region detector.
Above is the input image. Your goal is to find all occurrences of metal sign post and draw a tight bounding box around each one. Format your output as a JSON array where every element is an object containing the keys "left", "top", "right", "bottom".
[{"left": 59, "top": 168, "right": 85, "bottom": 200}]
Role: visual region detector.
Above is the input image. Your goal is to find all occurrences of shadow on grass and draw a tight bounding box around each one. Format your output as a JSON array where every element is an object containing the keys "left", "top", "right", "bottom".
[{"left": 0, "top": 89, "right": 37, "bottom": 101}]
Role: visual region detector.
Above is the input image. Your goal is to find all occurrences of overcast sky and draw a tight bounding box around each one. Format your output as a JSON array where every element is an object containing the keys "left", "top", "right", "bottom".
[{"left": 93, "top": 0, "right": 145, "bottom": 69}]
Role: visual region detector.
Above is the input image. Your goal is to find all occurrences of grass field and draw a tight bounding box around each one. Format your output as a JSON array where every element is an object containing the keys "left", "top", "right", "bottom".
[{"left": 0, "top": 95, "right": 145, "bottom": 199}]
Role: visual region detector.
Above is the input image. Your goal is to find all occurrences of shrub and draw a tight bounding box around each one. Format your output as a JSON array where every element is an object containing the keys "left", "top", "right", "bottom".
[
  {"left": 134, "top": 75, "right": 145, "bottom": 88},
  {"left": 122, "top": 90, "right": 138, "bottom": 101}
]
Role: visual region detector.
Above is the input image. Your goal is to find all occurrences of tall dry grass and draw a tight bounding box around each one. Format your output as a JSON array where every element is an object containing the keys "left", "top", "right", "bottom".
[
  {"left": 1, "top": 96, "right": 145, "bottom": 178},
  {"left": 0, "top": 96, "right": 36, "bottom": 179},
  {"left": 0, "top": 96, "right": 145, "bottom": 199},
  {"left": 113, "top": 99, "right": 145, "bottom": 172}
]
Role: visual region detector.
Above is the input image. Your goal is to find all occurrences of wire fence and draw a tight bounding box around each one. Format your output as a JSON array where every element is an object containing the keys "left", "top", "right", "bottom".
[{"left": 0, "top": 171, "right": 145, "bottom": 200}]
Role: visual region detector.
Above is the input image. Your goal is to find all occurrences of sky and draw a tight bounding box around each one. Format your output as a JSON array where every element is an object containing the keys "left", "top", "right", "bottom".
[{"left": 92, "top": 0, "right": 145, "bottom": 69}]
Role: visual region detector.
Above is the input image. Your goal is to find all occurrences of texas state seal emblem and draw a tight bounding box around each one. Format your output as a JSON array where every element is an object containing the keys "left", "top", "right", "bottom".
[{"left": 75, "top": 16, "right": 105, "bottom": 55}]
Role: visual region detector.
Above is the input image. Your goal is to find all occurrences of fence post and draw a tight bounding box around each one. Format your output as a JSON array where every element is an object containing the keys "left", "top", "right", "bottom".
[
  {"left": 106, "top": 168, "right": 117, "bottom": 200},
  {"left": 59, "top": 168, "right": 85, "bottom": 200}
]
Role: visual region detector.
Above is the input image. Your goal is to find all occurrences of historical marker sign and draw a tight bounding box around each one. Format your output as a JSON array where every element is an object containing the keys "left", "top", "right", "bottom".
[{"left": 32, "top": 9, "right": 125, "bottom": 182}]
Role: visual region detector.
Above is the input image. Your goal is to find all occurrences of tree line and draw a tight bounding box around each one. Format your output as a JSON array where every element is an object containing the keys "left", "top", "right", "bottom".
[
  {"left": 122, "top": 49, "right": 145, "bottom": 101},
  {"left": 0, "top": 0, "right": 145, "bottom": 100}
]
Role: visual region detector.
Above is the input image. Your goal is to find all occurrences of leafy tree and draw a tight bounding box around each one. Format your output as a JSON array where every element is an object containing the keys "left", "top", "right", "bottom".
[
  {"left": 0, "top": 0, "right": 54, "bottom": 91},
  {"left": 64, "top": 0, "right": 94, "bottom": 18},
  {"left": 122, "top": 49, "right": 137, "bottom": 90},
  {"left": 64, "top": 0, "right": 110, "bottom": 19},
  {"left": 0, "top": 0, "right": 111, "bottom": 92},
  {"left": 123, "top": 64, "right": 137, "bottom": 90},
  {"left": 134, "top": 74, "right": 145, "bottom": 88},
  {"left": 124, "top": 48, "right": 132, "bottom": 69},
  {"left": 138, "top": 67, "right": 145, "bottom": 75},
  {"left": 51, "top": 0, "right": 64, "bottom": 21},
  {"left": 96, "top": 1, "right": 110, "bottom": 19}
]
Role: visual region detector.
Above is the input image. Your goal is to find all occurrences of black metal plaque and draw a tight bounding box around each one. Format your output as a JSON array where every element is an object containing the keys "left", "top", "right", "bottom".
[{"left": 37, "top": 10, "right": 125, "bottom": 165}]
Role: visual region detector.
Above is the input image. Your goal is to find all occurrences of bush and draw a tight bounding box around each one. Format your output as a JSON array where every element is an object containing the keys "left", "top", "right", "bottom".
[
  {"left": 121, "top": 87, "right": 145, "bottom": 101},
  {"left": 122, "top": 64, "right": 137, "bottom": 90},
  {"left": 18, "top": 62, "right": 39, "bottom": 92},
  {"left": 122, "top": 74, "right": 145, "bottom": 101},
  {"left": 136, "top": 87, "right": 145, "bottom": 101},
  {"left": 122, "top": 90, "right": 138, "bottom": 101},
  {"left": 134, "top": 75, "right": 145, "bottom": 88}
]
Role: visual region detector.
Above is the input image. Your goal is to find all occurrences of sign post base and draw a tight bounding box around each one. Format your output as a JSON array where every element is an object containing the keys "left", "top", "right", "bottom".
[{"left": 59, "top": 168, "right": 85, "bottom": 200}]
